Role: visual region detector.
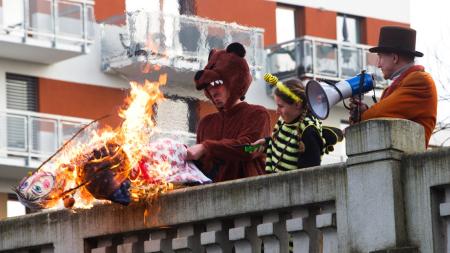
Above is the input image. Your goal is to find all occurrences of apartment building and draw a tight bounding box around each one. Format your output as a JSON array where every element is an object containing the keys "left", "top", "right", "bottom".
[{"left": 0, "top": 0, "right": 411, "bottom": 218}]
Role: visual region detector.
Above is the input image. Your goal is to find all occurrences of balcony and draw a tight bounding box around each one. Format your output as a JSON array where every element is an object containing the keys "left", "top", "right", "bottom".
[
  {"left": 0, "top": 109, "right": 91, "bottom": 180},
  {"left": 0, "top": 0, "right": 95, "bottom": 64},
  {"left": 101, "top": 11, "right": 265, "bottom": 81},
  {"left": 266, "top": 36, "right": 388, "bottom": 87}
]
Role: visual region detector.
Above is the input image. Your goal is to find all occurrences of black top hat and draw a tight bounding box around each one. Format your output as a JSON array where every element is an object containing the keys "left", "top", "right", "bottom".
[{"left": 369, "top": 26, "right": 423, "bottom": 57}]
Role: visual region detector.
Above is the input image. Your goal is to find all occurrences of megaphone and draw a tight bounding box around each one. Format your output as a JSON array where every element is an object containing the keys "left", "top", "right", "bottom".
[{"left": 305, "top": 73, "right": 374, "bottom": 120}]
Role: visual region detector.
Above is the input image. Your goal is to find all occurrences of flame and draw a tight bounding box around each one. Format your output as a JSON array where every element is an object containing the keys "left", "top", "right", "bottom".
[{"left": 34, "top": 68, "right": 173, "bottom": 210}]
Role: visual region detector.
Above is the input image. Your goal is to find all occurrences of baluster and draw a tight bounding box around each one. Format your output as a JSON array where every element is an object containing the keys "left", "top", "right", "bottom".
[
  {"left": 229, "top": 216, "right": 261, "bottom": 253},
  {"left": 316, "top": 206, "right": 337, "bottom": 253},
  {"left": 201, "top": 220, "right": 232, "bottom": 253},
  {"left": 172, "top": 224, "right": 203, "bottom": 253},
  {"left": 144, "top": 230, "right": 174, "bottom": 253},
  {"left": 257, "top": 212, "right": 289, "bottom": 253},
  {"left": 117, "top": 234, "right": 143, "bottom": 253},
  {"left": 91, "top": 238, "right": 115, "bottom": 253},
  {"left": 439, "top": 187, "right": 450, "bottom": 253},
  {"left": 286, "top": 208, "right": 309, "bottom": 253}
]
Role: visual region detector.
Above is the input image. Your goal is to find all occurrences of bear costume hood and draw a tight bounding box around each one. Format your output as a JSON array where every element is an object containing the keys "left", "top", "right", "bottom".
[{"left": 194, "top": 42, "right": 252, "bottom": 110}]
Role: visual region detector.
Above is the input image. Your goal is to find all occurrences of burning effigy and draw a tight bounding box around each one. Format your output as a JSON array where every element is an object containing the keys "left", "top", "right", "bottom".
[{"left": 14, "top": 75, "right": 211, "bottom": 210}]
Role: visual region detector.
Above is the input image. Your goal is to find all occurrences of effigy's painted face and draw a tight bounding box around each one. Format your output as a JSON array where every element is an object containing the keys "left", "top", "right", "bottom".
[{"left": 17, "top": 171, "right": 55, "bottom": 203}]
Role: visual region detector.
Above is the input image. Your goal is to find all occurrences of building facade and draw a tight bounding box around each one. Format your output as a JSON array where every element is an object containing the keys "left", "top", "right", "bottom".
[{"left": 0, "top": 0, "right": 411, "bottom": 218}]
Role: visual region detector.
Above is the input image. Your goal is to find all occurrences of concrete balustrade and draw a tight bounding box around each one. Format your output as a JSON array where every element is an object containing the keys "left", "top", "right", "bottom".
[{"left": 2, "top": 119, "right": 450, "bottom": 253}]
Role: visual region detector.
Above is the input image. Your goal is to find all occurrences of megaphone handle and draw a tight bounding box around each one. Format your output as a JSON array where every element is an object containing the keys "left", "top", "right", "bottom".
[
  {"left": 351, "top": 101, "right": 361, "bottom": 122},
  {"left": 356, "top": 70, "right": 366, "bottom": 123}
]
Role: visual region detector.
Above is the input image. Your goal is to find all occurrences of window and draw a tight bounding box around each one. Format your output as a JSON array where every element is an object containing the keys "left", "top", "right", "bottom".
[
  {"left": 276, "top": 6, "right": 296, "bottom": 43},
  {"left": 5, "top": 74, "right": 38, "bottom": 151},
  {"left": 6, "top": 73, "right": 38, "bottom": 111},
  {"left": 336, "top": 14, "right": 362, "bottom": 44}
]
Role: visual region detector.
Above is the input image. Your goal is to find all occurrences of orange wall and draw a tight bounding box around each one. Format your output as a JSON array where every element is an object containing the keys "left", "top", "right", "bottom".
[
  {"left": 301, "top": 7, "right": 337, "bottom": 39},
  {"left": 94, "top": 0, "right": 125, "bottom": 22},
  {"left": 362, "top": 17, "right": 409, "bottom": 46},
  {"left": 196, "top": 0, "right": 277, "bottom": 46},
  {"left": 38, "top": 78, "right": 128, "bottom": 128}
]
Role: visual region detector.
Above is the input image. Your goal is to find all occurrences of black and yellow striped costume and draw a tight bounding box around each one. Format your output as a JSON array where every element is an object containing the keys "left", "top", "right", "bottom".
[{"left": 265, "top": 115, "right": 325, "bottom": 173}]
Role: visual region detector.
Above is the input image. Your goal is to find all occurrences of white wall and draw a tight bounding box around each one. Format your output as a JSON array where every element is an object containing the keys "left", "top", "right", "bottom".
[{"left": 275, "top": 0, "right": 410, "bottom": 24}]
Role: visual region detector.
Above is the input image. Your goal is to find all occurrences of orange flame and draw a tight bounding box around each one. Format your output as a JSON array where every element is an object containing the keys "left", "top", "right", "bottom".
[{"left": 36, "top": 67, "right": 173, "bottom": 209}]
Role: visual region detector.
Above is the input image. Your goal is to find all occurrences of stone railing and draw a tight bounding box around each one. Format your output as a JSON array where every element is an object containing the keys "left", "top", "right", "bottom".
[{"left": 1, "top": 119, "right": 450, "bottom": 253}]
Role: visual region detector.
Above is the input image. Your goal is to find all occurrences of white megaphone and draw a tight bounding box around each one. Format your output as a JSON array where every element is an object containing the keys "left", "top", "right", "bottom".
[{"left": 305, "top": 73, "right": 374, "bottom": 120}]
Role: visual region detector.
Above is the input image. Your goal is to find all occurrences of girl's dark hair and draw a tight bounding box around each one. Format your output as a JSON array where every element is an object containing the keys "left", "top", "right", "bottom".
[{"left": 274, "top": 78, "right": 307, "bottom": 108}]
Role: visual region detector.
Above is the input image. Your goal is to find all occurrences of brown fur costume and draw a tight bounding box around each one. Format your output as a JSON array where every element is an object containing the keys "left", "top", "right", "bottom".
[{"left": 194, "top": 43, "right": 271, "bottom": 182}]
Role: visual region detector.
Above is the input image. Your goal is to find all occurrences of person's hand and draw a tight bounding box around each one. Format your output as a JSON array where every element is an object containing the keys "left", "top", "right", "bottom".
[
  {"left": 186, "top": 144, "right": 206, "bottom": 160},
  {"left": 250, "top": 138, "right": 267, "bottom": 153},
  {"left": 349, "top": 97, "right": 369, "bottom": 125}
]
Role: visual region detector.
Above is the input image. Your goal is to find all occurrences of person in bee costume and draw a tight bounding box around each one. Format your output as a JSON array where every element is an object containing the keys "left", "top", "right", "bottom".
[{"left": 253, "top": 75, "right": 343, "bottom": 172}]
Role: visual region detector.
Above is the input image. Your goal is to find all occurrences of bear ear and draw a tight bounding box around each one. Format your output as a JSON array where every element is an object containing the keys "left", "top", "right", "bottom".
[
  {"left": 208, "top": 49, "right": 217, "bottom": 61},
  {"left": 226, "top": 42, "right": 246, "bottom": 58}
]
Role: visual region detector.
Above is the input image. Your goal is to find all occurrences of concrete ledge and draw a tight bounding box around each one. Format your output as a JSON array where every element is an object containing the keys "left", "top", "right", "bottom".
[
  {"left": 346, "top": 149, "right": 404, "bottom": 165},
  {"left": 0, "top": 163, "right": 345, "bottom": 251},
  {"left": 346, "top": 119, "right": 425, "bottom": 156}
]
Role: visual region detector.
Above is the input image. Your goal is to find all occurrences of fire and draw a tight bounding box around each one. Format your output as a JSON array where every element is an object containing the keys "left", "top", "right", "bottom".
[{"left": 34, "top": 71, "right": 173, "bottom": 209}]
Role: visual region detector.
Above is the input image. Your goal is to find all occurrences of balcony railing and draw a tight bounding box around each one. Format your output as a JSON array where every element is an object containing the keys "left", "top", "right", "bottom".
[
  {"left": 0, "top": 0, "right": 95, "bottom": 64},
  {"left": 266, "top": 36, "right": 388, "bottom": 87},
  {"left": 0, "top": 109, "right": 91, "bottom": 167},
  {"left": 101, "top": 11, "right": 265, "bottom": 78}
]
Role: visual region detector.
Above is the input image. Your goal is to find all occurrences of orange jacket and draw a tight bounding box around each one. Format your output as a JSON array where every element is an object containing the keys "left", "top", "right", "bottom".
[{"left": 362, "top": 66, "right": 437, "bottom": 147}]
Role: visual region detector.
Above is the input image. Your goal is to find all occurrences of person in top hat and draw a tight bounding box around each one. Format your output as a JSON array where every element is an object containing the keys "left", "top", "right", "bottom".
[
  {"left": 350, "top": 26, "right": 437, "bottom": 147},
  {"left": 186, "top": 42, "right": 271, "bottom": 182}
]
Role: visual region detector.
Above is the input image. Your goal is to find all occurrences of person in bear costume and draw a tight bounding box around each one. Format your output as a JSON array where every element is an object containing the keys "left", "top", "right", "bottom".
[{"left": 187, "top": 42, "right": 271, "bottom": 182}]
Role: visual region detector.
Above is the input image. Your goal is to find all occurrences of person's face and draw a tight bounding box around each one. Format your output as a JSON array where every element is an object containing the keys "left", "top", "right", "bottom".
[
  {"left": 377, "top": 53, "right": 398, "bottom": 79},
  {"left": 204, "top": 83, "right": 229, "bottom": 109},
  {"left": 275, "top": 95, "right": 303, "bottom": 123}
]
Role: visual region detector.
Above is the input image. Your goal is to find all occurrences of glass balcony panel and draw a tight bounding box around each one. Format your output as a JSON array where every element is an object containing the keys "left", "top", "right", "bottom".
[
  {"left": 299, "top": 39, "right": 313, "bottom": 75},
  {"left": 6, "top": 114, "right": 27, "bottom": 151},
  {"left": 178, "top": 18, "right": 202, "bottom": 56},
  {"left": 28, "top": 0, "right": 53, "bottom": 37},
  {"left": 102, "top": 12, "right": 264, "bottom": 75},
  {"left": 30, "top": 117, "right": 57, "bottom": 155},
  {"left": 2, "top": 0, "right": 25, "bottom": 34},
  {"left": 101, "top": 15, "right": 128, "bottom": 64},
  {"left": 340, "top": 46, "right": 362, "bottom": 78},
  {"left": 230, "top": 29, "right": 253, "bottom": 63},
  {"left": 57, "top": 1, "right": 82, "bottom": 40},
  {"left": 365, "top": 51, "right": 388, "bottom": 87},
  {"left": 128, "top": 11, "right": 149, "bottom": 54},
  {"left": 61, "top": 121, "right": 84, "bottom": 144},
  {"left": 86, "top": 5, "right": 95, "bottom": 41},
  {"left": 315, "top": 41, "right": 338, "bottom": 77},
  {"left": 266, "top": 41, "right": 297, "bottom": 78},
  {"left": 206, "top": 25, "right": 226, "bottom": 50},
  {"left": 254, "top": 32, "right": 264, "bottom": 70}
]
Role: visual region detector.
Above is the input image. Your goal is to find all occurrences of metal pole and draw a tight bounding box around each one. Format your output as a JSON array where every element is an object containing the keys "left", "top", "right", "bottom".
[
  {"left": 82, "top": 1, "right": 88, "bottom": 52},
  {"left": 23, "top": 0, "right": 29, "bottom": 43},
  {"left": 26, "top": 115, "right": 31, "bottom": 166},
  {"left": 52, "top": 0, "right": 57, "bottom": 47}
]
